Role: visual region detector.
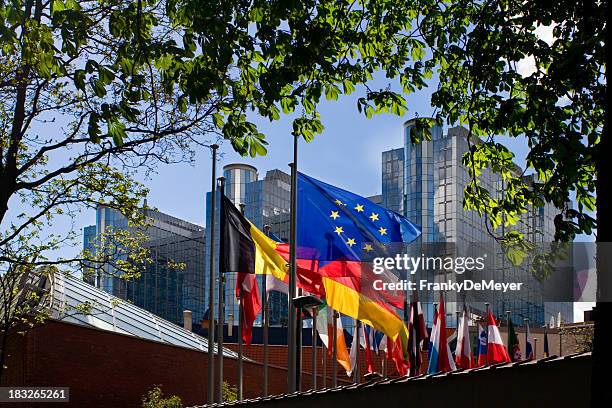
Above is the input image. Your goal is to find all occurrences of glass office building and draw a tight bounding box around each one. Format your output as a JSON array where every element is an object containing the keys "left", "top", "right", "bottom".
[
  {"left": 382, "top": 119, "right": 573, "bottom": 326},
  {"left": 83, "top": 206, "right": 206, "bottom": 327},
  {"left": 205, "top": 165, "right": 291, "bottom": 327}
]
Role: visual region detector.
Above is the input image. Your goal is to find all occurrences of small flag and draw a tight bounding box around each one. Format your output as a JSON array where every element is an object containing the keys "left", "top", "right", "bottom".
[
  {"left": 508, "top": 318, "right": 521, "bottom": 362},
  {"left": 455, "top": 308, "right": 474, "bottom": 369},
  {"left": 525, "top": 323, "right": 534, "bottom": 360},
  {"left": 387, "top": 335, "right": 409, "bottom": 376},
  {"left": 236, "top": 272, "right": 261, "bottom": 345},
  {"left": 361, "top": 325, "right": 384, "bottom": 354},
  {"left": 348, "top": 321, "right": 360, "bottom": 377},
  {"left": 379, "top": 335, "right": 388, "bottom": 354},
  {"left": 429, "top": 304, "right": 439, "bottom": 361},
  {"left": 486, "top": 310, "right": 511, "bottom": 364},
  {"left": 543, "top": 330, "right": 549, "bottom": 358},
  {"left": 427, "top": 295, "right": 456, "bottom": 374},
  {"left": 219, "top": 193, "right": 287, "bottom": 278},
  {"left": 363, "top": 324, "right": 375, "bottom": 373},
  {"left": 408, "top": 301, "right": 428, "bottom": 375},
  {"left": 477, "top": 323, "right": 488, "bottom": 366},
  {"left": 265, "top": 273, "right": 289, "bottom": 295},
  {"left": 317, "top": 306, "right": 351, "bottom": 374}
]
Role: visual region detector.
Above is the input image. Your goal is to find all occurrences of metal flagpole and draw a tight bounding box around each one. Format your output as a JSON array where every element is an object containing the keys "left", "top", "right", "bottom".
[
  {"left": 216, "top": 176, "right": 226, "bottom": 403},
  {"left": 287, "top": 134, "right": 299, "bottom": 393},
  {"left": 523, "top": 317, "right": 529, "bottom": 360},
  {"left": 484, "top": 302, "right": 490, "bottom": 365},
  {"left": 322, "top": 343, "right": 327, "bottom": 389},
  {"left": 382, "top": 345, "right": 387, "bottom": 378},
  {"left": 332, "top": 311, "right": 338, "bottom": 387},
  {"left": 237, "top": 203, "right": 246, "bottom": 401},
  {"left": 296, "top": 291, "right": 303, "bottom": 391},
  {"left": 311, "top": 307, "right": 318, "bottom": 390},
  {"left": 207, "top": 144, "right": 218, "bottom": 404},
  {"left": 506, "top": 311, "right": 512, "bottom": 350},
  {"left": 262, "top": 225, "right": 271, "bottom": 397},
  {"left": 354, "top": 320, "right": 361, "bottom": 383},
  {"left": 237, "top": 287, "right": 244, "bottom": 401}
]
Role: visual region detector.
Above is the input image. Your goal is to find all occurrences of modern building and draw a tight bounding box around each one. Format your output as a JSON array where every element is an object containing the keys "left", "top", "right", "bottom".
[
  {"left": 83, "top": 205, "right": 206, "bottom": 327},
  {"left": 381, "top": 119, "right": 573, "bottom": 326},
  {"left": 205, "top": 164, "right": 291, "bottom": 327}
]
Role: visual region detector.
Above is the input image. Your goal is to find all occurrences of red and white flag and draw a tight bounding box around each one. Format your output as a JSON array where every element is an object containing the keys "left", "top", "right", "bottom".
[
  {"left": 486, "top": 310, "right": 511, "bottom": 364},
  {"left": 236, "top": 273, "right": 261, "bottom": 345},
  {"left": 265, "top": 272, "right": 289, "bottom": 295},
  {"left": 455, "top": 308, "right": 474, "bottom": 369}
]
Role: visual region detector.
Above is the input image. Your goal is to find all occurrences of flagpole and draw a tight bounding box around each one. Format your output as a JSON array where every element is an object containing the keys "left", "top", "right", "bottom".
[
  {"left": 262, "top": 225, "right": 271, "bottom": 397},
  {"left": 296, "top": 292, "right": 303, "bottom": 391},
  {"left": 311, "top": 307, "right": 318, "bottom": 390},
  {"left": 506, "top": 311, "right": 511, "bottom": 350},
  {"left": 237, "top": 286, "right": 244, "bottom": 401},
  {"left": 237, "top": 204, "right": 247, "bottom": 401},
  {"left": 322, "top": 343, "right": 327, "bottom": 389},
  {"left": 207, "top": 144, "right": 218, "bottom": 404},
  {"left": 523, "top": 317, "right": 529, "bottom": 360},
  {"left": 287, "top": 134, "right": 299, "bottom": 393},
  {"left": 332, "top": 311, "right": 338, "bottom": 387},
  {"left": 382, "top": 347, "right": 387, "bottom": 378},
  {"left": 354, "top": 320, "right": 361, "bottom": 383},
  {"left": 484, "top": 302, "right": 489, "bottom": 365},
  {"left": 216, "top": 176, "right": 226, "bottom": 403}
]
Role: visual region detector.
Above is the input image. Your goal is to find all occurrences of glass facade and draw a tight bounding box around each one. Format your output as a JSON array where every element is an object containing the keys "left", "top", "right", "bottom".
[
  {"left": 205, "top": 165, "right": 291, "bottom": 327},
  {"left": 382, "top": 119, "right": 573, "bottom": 326},
  {"left": 83, "top": 206, "right": 206, "bottom": 327}
]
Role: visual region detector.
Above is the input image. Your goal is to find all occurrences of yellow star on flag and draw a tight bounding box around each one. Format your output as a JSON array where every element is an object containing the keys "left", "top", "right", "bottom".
[
  {"left": 334, "top": 226, "right": 344, "bottom": 235},
  {"left": 334, "top": 199, "right": 344, "bottom": 206},
  {"left": 354, "top": 204, "right": 364, "bottom": 212},
  {"left": 330, "top": 210, "right": 340, "bottom": 220},
  {"left": 346, "top": 238, "right": 356, "bottom": 247},
  {"left": 378, "top": 227, "right": 387, "bottom": 236},
  {"left": 363, "top": 243, "right": 373, "bottom": 252},
  {"left": 369, "top": 212, "right": 379, "bottom": 222}
]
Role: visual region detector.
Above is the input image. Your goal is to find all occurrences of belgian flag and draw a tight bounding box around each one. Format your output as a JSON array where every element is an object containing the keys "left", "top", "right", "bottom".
[
  {"left": 219, "top": 193, "right": 287, "bottom": 344},
  {"left": 219, "top": 193, "right": 288, "bottom": 277}
]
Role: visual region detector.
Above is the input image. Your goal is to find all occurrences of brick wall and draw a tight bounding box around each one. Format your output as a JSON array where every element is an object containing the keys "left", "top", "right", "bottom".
[{"left": 1, "top": 320, "right": 289, "bottom": 407}]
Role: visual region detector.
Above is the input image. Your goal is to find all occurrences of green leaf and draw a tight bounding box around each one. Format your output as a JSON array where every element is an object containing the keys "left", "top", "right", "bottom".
[
  {"left": 107, "top": 119, "right": 126, "bottom": 146},
  {"left": 88, "top": 113, "right": 101, "bottom": 143}
]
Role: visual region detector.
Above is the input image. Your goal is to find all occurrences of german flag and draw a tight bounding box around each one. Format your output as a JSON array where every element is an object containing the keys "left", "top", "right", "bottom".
[{"left": 219, "top": 193, "right": 287, "bottom": 280}]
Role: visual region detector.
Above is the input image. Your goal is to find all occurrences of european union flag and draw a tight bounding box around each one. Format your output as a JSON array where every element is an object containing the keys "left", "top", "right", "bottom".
[{"left": 297, "top": 172, "right": 421, "bottom": 264}]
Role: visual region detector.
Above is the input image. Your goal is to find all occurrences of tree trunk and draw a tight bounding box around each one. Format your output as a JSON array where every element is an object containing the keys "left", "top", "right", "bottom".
[{"left": 592, "top": 69, "right": 611, "bottom": 403}]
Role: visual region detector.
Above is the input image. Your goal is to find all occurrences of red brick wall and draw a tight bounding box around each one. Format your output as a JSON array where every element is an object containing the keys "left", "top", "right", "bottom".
[{"left": 1, "top": 320, "right": 291, "bottom": 407}]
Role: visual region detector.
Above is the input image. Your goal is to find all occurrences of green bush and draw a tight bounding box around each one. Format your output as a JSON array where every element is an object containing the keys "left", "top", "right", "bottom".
[
  {"left": 222, "top": 381, "right": 238, "bottom": 402},
  {"left": 142, "top": 386, "right": 182, "bottom": 408}
]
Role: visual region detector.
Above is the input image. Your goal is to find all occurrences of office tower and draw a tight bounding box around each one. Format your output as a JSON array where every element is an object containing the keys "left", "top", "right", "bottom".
[
  {"left": 83, "top": 206, "right": 206, "bottom": 327},
  {"left": 382, "top": 119, "right": 573, "bottom": 326}
]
